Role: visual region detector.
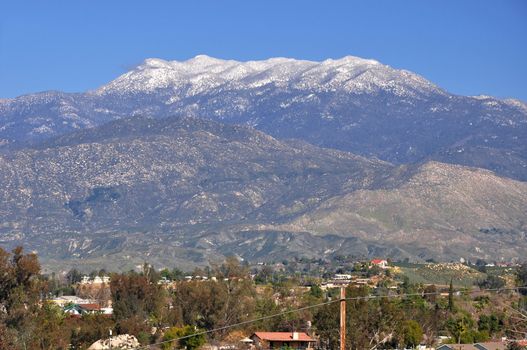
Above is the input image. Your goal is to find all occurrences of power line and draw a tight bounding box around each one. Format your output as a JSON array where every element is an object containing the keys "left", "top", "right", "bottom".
[{"left": 134, "top": 286, "right": 527, "bottom": 349}]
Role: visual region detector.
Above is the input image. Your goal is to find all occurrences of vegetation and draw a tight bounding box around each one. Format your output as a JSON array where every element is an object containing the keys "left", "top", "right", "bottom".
[
  {"left": 0, "top": 246, "right": 526, "bottom": 349},
  {"left": 161, "top": 325, "right": 206, "bottom": 350}
]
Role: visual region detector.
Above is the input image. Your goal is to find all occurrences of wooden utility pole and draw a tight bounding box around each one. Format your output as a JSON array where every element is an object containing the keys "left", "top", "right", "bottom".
[{"left": 340, "top": 287, "right": 346, "bottom": 350}]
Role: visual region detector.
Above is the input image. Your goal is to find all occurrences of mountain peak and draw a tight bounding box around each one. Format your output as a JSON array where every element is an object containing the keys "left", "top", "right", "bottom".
[
  {"left": 141, "top": 58, "right": 171, "bottom": 69},
  {"left": 185, "top": 54, "right": 227, "bottom": 65},
  {"left": 95, "top": 54, "right": 440, "bottom": 97},
  {"left": 323, "top": 55, "right": 380, "bottom": 66}
]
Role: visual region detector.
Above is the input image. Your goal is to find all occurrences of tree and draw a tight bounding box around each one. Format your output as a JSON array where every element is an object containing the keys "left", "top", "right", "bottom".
[
  {"left": 335, "top": 286, "right": 403, "bottom": 350},
  {"left": 0, "top": 247, "right": 78, "bottom": 349},
  {"left": 161, "top": 325, "right": 205, "bottom": 350},
  {"left": 424, "top": 284, "right": 437, "bottom": 304},
  {"left": 518, "top": 262, "right": 527, "bottom": 296},
  {"left": 255, "top": 265, "right": 274, "bottom": 284},
  {"left": 33, "top": 303, "right": 70, "bottom": 349},
  {"left": 446, "top": 314, "right": 474, "bottom": 344},
  {"left": 66, "top": 268, "right": 83, "bottom": 285},
  {"left": 219, "top": 256, "right": 248, "bottom": 279},
  {"left": 171, "top": 279, "right": 255, "bottom": 339},
  {"left": 68, "top": 314, "right": 116, "bottom": 349},
  {"left": 448, "top": 279, "right": 455, "bottom": 312},
  {"left": 478, "top": 314, "right": 503, "bottom": 335},
  {"left": 309, "top": 285, "right": 323, "bottom": 299},
  {"left": 477, "top": 275, "right": 505, "bottom": 290},
  {"left": 110, "top": 271, "right": 166, "bottom": 335},
  {"left": 313, "top": 301, "right": 340, "bottom": 350},
  {"left": 400, "top": 320, "right": 423, "bottom": 348}
]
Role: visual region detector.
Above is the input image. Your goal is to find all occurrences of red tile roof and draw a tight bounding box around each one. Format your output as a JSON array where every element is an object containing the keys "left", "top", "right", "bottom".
[
  {"left": 78, "top": 303, "right": 101, "bottom": 311},
  {"left": 253, "top": 332, "right": 314, "bottom": 342},
  {"left": 371, "top": 259, "right": 386, "bottom": 264}
]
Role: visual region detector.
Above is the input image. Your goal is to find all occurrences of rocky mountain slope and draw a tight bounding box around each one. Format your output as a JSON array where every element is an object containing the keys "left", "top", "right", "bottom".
[
  {"left": 0, "top": 115, "right": 525, "bottom": 270},
  {"left": 279, "top": 162, "right": 527, "bottom": 262},
  {"left": 1, "top": 55, "right": 526, "bottom": 180}
]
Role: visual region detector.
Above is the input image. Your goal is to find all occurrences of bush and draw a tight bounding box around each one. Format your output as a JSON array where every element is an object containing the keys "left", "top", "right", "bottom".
[
  {"left": 477, "top": 275, "right": 505, "bottom": 290},
  {"left": 161, "top": 325, "right": 205, "bottom": 350}
]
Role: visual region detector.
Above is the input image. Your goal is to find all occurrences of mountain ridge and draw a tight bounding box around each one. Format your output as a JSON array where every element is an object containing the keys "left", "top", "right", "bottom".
[
  {"left": 92, "top": 54, "right": 442, "bottom": 98},
  {"left": 1, "top": 55, "right": 525, "bottom": 181},
  {"left": 1, "top": 114, "right": 525, "bottom": 270}
]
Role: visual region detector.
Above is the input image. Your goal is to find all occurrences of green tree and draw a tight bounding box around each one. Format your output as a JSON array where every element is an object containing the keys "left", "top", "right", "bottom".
[
  {"left": 67, "top": 314, "right": 115, "bottom": 349},
  {"left": 478, "top": 314, "right": 502, "bottom": 335},
  {"left": 518, "top": 262, "right": 527, "bottom": 295},
  {"left": 477, "top": 275, "right": 505, "bottom": 290},
  {"left": 309, "top": 284, "right": 323, "bottom": 299},
  {"left": 161, "top": 325, "right": 205, "bottom": 350},
  {"left": 313, "top": 301, "right": 339, "bottom": 349},
  {"left": 171, "top": 279, "right": 255, "bottom": 339},
  {"left": 0, "top": 246, "right": 43, "bottom": 349},
  {"left": 424, "top": 284, "right": 437, "bottom": 304},
  {"left": 400, "top": 320, "right": 423, "bottom": 348},
  {"left": 110, "top": 271, "right": 166, "bottom": 335},
  {"left": 446, "top": 314, "right": 474, "bottom": 344},
  {"left": 255, "top": 265, "right": 274, "bottom": 284},
  {"left": 448, "top": 279, "right": 455, "bottom": 312},
  {"left": 219, "top": 256, "right": 249, "bottom": 279},
  {"left": 33, "top": 303, "right": 70, "bottom": 350}
]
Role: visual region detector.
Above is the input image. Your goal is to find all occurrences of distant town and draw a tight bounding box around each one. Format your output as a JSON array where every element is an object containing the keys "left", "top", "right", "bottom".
[{"left": 2, "top": 246, "right": 525, "bottom": 349}]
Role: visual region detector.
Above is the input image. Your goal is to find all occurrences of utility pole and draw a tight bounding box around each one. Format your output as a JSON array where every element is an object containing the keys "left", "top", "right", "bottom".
[{"left": 340, "top": 287, "right": 346, "bottom": 350}]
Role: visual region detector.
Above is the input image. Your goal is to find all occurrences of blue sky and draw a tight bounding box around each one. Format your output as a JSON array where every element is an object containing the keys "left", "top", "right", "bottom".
[{"left": 1, "top": 0, "right": 526, "bottom": 100}]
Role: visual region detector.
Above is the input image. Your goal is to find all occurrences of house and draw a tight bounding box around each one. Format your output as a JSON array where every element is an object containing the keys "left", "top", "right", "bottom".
[
  {"left": 250, "top": 332, "right": 315, "bottom": 350},
  {"left": 321, "top": 280, "right": 351, "bottom": 290},
  {"left": 63, "top": 303, "right": 110, "bottom": 316},
  {"left": 334, "top": 274, "right": 352, "bottom": 280},
  {"left": 49, "top": 295, "right": 93, "bottom": 307},
  {"left": 371, "top": 259, "right": 389, "bottom": 269},
  {"left": 80, "top": 275, "right": 110, "bottom": 285},
  {"left": 437, "top": 341, "right": 506, "bottom": 350}
]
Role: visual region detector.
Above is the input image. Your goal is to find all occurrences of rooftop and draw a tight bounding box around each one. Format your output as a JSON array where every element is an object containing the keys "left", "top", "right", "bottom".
[{"left": 252, "top": 332, "right": 314, "bottom": 342}]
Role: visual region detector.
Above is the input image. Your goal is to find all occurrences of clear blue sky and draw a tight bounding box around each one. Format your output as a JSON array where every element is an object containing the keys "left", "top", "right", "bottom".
[{"left": 1, "top": 0, "right": 526, "bottom": 100}]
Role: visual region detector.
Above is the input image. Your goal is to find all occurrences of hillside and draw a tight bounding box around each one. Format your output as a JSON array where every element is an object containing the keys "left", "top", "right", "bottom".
[
  {"left": 0, "top": 115, "right": 525, "bottom": 270},
  {"left": 280, "top": 162, "right": 527, "bottom": 262}
]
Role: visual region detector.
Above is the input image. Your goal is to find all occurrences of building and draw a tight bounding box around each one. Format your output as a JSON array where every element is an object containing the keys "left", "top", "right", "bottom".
[
  {"left": 80, "top": 275, "right": 110, "bottom": 285},
  {"left": 63, "top": 303, "right": 113, "bottom": 316},
  {"left": 250, "top": 332, "right": 315, "bottom": 350},
  {"left": 371, "top": 259, "right": 389, "bottom": 269},
  {"left": 49, "top": 295, "right": 93, "bottom": 307},
  {"left": 334, "top": 274, "right": 352, "bottom": 280},
  {"left": 436, "top": 341, "right": 506, "bottom": 350}
]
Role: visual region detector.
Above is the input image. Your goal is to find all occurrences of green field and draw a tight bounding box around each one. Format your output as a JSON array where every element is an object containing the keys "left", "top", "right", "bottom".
[{"left": 395, "top": 263, "right": 485, "bottom": 287}]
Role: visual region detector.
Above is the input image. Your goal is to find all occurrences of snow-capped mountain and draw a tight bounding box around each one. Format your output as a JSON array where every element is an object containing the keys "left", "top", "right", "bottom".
[
  {"left": 94, "top": 55, "right": 443, "bottom": 98},
  {"left": 1, "top": 55, "right": 526, "bottom": 180}
]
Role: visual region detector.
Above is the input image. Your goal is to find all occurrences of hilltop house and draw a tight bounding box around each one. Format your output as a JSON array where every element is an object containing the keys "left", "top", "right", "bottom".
[
  {"left": 250, "top": 332, "right": 315, "bottom": 349},
  {"left": 371, "top": 259, "right": 389, "bottom": 269}
]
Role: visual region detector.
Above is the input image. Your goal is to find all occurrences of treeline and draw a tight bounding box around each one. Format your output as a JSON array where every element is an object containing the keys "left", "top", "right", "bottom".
[{"left": 0, "top": 247, "right": 526, "bottom": 349}]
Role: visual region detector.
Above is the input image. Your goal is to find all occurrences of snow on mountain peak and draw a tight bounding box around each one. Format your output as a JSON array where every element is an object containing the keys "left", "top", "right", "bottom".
[
  {"left": 94, "top": 55, "right": 441, "bottom": 97},
  {"left": 141, "top": 58, "right": 171, "bottom": 68},
  {"left": 185, "top": 54, "right": 227, "bottom": 65},
  {"left": 323, "top": 55, "right": 379, "bottom": 66}
]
